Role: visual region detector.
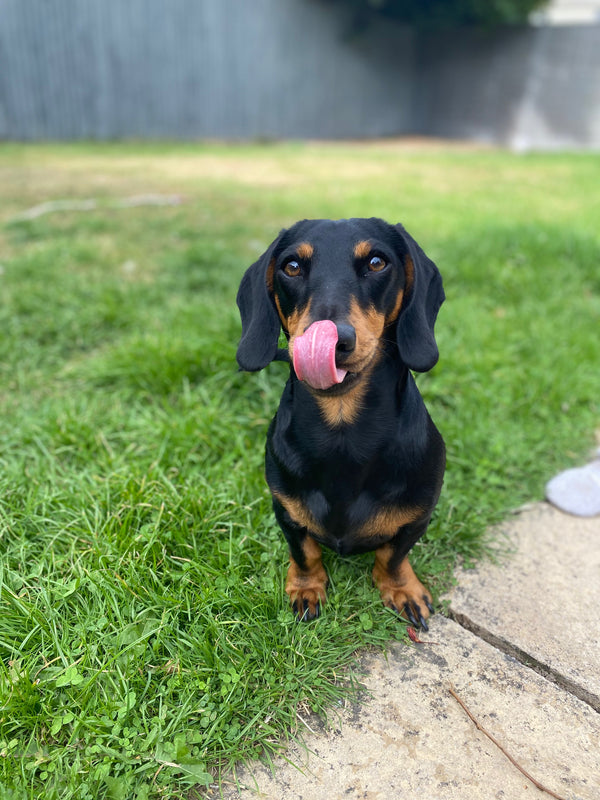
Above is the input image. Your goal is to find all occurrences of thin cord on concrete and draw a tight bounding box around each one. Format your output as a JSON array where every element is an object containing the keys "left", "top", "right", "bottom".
[{"left": 448, "top": 684, "right": 568, "bottom": 800}]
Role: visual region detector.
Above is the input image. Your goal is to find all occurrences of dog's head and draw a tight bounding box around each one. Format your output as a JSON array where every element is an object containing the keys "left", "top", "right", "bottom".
[{"left": 236, "top": 218, "right": 444, "bottom": 387}]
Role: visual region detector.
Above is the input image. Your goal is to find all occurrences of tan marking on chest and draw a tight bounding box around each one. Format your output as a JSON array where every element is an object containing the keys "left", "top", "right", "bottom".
[
  {"left": 315, "top": 383, "right": 369, "bottom": 427},
  {"left": 273, "top": 490, "right": 325, "bottom": 537},
  {"left": 358, "top": 506, "right": 424, "bottom": 539}
]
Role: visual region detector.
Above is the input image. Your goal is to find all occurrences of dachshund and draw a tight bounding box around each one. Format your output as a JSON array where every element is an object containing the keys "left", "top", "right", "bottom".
[{"left": 236, "top": 218, "right": 445, "bottom": 629}]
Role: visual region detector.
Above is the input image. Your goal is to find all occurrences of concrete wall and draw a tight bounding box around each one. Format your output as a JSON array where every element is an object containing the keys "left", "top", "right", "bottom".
[
  {"left": 1, "top": 0, "right": 599, "bottom": 148},
  {"left": 0, "top": 0, "right": 415, "bottom": 140},
  {"left": 418, "top": 25, "right": 600, "bottom": 149}
]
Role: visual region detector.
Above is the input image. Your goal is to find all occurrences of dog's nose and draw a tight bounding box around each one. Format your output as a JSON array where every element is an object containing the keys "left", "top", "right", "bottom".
[{"left": 335, "top": 324, "right": 356, "bottom": 356}]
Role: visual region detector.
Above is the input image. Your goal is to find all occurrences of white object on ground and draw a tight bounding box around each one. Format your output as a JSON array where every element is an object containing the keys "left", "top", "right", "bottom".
[{"left": 545, "top": 450, "right": 600, "bottom": 517}]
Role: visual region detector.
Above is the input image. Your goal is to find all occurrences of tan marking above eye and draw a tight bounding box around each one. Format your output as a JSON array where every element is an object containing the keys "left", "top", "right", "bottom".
[
  {"left": 296, "top": 242, "right": 314, "bottom": 260},
  {"left": 354, "top": 240, "right": 372, "bottom": 259}
]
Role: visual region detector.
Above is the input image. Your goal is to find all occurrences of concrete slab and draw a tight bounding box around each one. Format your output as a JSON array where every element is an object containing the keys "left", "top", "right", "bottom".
[
  {"left": 450, "top": 503, "right": 600, "bottom": 710},
  {"left": 216, "top": 617, "right": 600, "bottom": 800}
]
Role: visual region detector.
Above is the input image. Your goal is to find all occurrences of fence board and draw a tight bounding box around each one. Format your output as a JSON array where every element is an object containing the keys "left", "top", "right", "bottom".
[{"left": 1, "top": 0, "right": 599, "bottom": 146}]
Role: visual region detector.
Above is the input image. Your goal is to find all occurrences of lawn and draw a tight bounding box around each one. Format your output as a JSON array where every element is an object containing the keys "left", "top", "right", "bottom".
[{"left": 0, "top": 142, "right": 598, "bottom": 799}]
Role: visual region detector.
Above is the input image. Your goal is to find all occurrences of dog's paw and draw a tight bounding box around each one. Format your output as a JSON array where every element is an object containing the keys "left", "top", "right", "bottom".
[
  {"left": 373, "top": 554, "right": 433, "bottom": 630},
  {"left": 291, "top": 591, "right": 324, "bottom": 622},
  {"left": 382, "top": 588, "right": 434, "bottom": 631},
  {"left": 285, "top": 562, "right": 328, "bottom": 623}
]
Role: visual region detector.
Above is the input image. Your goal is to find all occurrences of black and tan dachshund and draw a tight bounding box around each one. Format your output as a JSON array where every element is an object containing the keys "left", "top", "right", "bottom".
[{"left": 236, "top": 218, "right": 445, "bottom": 629}]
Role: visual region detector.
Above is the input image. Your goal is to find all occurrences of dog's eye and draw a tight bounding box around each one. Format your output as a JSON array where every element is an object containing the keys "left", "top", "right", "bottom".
[
  {"left": 368, "top": 256, "right": 387, "bottom": 273},
  {"left": 283, "top": 260, "right": 302, "bottom": 278}
]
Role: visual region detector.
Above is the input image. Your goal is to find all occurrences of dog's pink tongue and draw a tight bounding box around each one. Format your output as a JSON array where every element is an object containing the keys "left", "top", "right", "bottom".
[{"left": 292, "top": 320, "right": 347, "bottom": 390}]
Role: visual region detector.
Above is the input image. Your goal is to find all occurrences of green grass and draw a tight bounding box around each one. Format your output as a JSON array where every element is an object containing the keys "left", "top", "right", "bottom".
[{"left": 0, "top": 142, "right": 598, "bottom": 799}]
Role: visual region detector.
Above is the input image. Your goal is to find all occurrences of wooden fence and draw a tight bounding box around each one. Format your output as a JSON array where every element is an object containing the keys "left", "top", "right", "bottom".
[{"left": 1, "top": 0, "right": 599, "bottom": 148}]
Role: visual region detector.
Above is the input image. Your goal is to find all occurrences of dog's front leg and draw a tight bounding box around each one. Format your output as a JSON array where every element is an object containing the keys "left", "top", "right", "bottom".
[
  {"left": 285, "top": 534, "right": 328, "bottom": 622},
  {"left": 272, "top": 493, "right": 328, "bottom": 621},
  {"left": 372, "top": 519, "right": 435, "bottom": 630}
]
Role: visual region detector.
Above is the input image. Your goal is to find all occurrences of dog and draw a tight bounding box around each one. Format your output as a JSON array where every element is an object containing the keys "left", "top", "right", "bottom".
[{"left": 236, "top": 218, "right": 445, "bottom": 629}]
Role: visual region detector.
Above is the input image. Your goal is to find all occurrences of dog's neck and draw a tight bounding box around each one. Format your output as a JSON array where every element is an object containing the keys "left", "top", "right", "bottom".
[{"left": 292, "top": 345, "right": 408, "bottom": 429}]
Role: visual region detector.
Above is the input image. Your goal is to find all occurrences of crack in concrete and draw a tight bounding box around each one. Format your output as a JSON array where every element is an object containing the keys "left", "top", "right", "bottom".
[{"left": 447, "top": 608, "right": 600, "bottom": 715}]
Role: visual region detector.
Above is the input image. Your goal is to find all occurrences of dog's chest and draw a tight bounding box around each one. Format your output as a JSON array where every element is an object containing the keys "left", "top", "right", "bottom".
[{"left": 270, "top": 434, "right": 413, "bottom": 554}]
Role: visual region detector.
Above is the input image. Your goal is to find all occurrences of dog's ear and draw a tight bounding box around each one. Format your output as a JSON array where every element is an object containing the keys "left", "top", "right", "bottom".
[
  {"left": 395, "top": 224, "right": 445, "bottom": 372},
  {"left": 236, "top": 235, "right": 283, "bottom": 372}
]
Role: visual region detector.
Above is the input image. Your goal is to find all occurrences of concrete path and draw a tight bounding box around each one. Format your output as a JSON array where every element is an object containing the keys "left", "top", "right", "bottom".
[{"left": 216, "top": 503, "right": 600, "bottom": 800}]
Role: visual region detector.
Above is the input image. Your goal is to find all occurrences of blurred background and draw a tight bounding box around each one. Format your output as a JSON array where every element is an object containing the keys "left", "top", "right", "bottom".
[
  {"left": 1, "top": 5, "right": 599, "bottom": 798},
  {"left": 2, "top": 0, "right": 600, "bottom": 149}
]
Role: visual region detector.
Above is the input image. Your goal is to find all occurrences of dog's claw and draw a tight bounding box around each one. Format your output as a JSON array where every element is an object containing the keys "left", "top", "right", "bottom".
[
  {"left": 403, "top": 603, "right": 419, "bottom": 627},
  {"left": 401, "top": 602, "right": 430, "bottom": 631},
  {"left": 424, "top": 597, "right": 435, "bottom": 615},
  {"left": 292, "top": 597, "right": 321, "bottom": 622}
]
